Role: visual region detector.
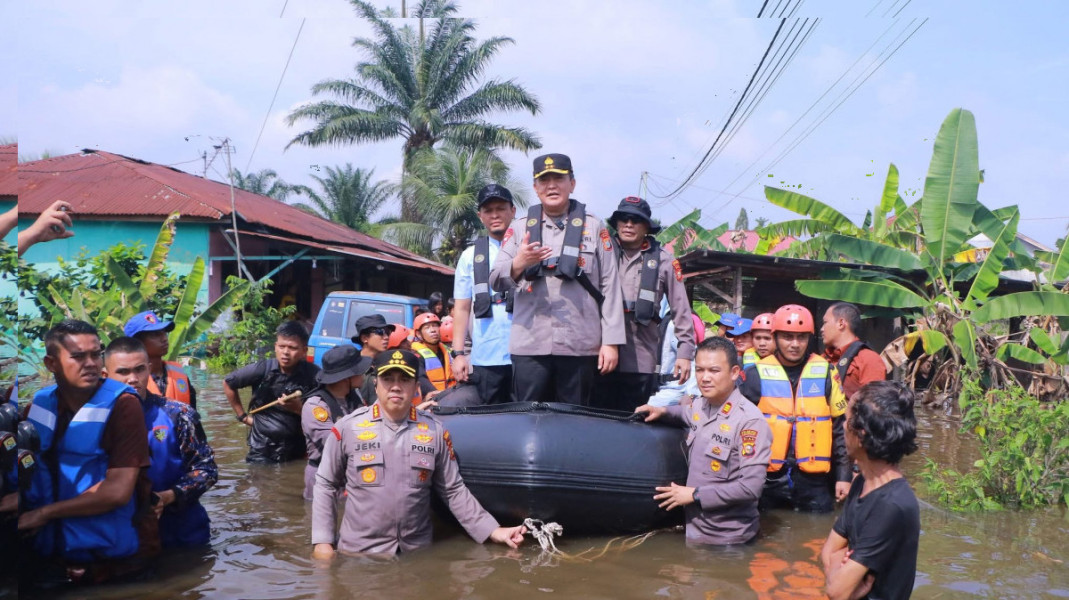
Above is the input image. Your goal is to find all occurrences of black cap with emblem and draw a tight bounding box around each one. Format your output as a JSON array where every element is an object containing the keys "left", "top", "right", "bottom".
[
  {"left": 533, "top": 153, "right": 573, "bottom": 178},
  {"left": 608, "top": 196, "right": 661, "bottom": 234},
  {"left": 476, "top": 183, "right": 515, "bottom": 208},
  {"left": 372, "top": 349, "right": 419, "bottom": 377}
]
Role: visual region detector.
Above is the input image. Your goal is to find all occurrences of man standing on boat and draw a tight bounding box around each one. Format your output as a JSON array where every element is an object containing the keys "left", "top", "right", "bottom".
[
  {"left": 636, "top": 337, "right": 771, "bottom": 545},
  {"left": 451, "top": 184, "right": 518, "bottom": 405},
  {"left": 738, "top": 304, "right": 851, "bottom": 511},
  {"left": 490, "top": 153, "right": 625, "bottom": 406},
  {"left": 594, "top": 196, "right": 695, "bottom": 411},
  {"left": 311, "top": 349, "right": 526, "bottom": 556}
]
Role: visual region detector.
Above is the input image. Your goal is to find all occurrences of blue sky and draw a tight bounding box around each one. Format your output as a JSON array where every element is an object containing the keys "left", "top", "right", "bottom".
[{"left": 4, "top": 0, "right": 1068, "bottom": 247}]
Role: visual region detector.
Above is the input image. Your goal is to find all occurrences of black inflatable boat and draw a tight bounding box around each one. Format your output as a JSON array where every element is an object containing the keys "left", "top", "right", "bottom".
[{"left": 433, "top": 402, "right": 688, "bottom": 534}]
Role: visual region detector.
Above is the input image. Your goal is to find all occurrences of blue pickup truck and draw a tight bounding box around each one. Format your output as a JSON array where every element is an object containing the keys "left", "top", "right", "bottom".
[{"left": 306, "top": 291, "right": 425, "bottom": 365}]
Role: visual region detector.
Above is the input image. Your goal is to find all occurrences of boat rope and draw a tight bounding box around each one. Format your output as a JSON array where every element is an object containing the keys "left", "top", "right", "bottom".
[{"left": 523, "top": 518, "right": 658, "bottom": 563}]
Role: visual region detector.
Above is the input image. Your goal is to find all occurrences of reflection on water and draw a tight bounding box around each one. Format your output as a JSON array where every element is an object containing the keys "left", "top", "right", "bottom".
[{"left": 12, "top": 373, "right": 1069, "bottom": 599}]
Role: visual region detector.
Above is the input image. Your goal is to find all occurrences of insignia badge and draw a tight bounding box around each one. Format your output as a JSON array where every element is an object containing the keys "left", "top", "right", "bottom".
[
  {"left": 640, "top": 240, "right": 650, "bottom": 251},
  {"left": 418, "top": 470, "right": 430, "bottom": 482},
  {"left": 647, "top": 259, "right": 656, "bottom": 269},
  {"left": 711, "top": 446, "right": 722, "bottom": 455},
  {"left": 475, "top": 254, "right": 485, "bottom": 263},
  {"left": 392, "top": 351, "right": 404, "bottom": 359},
  {"left": 600, "top": 229, "right": 612, "bottom": 252},
  {"left": 710, "top": 459, "right": 722, "bottom": 473},
  {"left": 692, "top": 412, "right": 700, "bottom": 422},
  {"left": 672, "top": 259, "right": 683, "bottom": 282},
  {"left": 527, "top": 218, "right": 538, "bottom": 227},
  {"left": 18, "top": 453, "right": 34, "bottom": 470},
  {"left": 417, "top": 422, "right": 429, "bottom": 431},
  {"left": 361, "top": 468, "right": 377, "bottom": 483},
  {"left": 741, "top": 429, "right": 758, "bottom": 458},
  {"left": 577, "top": 256, "right": 586, "bottom": 268},
  {"left": 808, "top": 383, "right": 821, "bottom": 395},
  {"left": 356, "top": 419, "right": 373, "bottom": 428},
  {"left": 357, "top": 431, "right": 377, "bottom": 441},
  {"left": 177, "top": 379, "right": 188, "bottom": 393},
  {"left": 409, "top": 407, "right": 418, "bottom": 421},
  {"left": 0, "top": 437, "right": 12, "bottom": 451},
  {"left": 839, "top": 357, "right": 848, "bottom": 367},
  {"left": 449, "top": 447, "right": 456, "bottom": 461},
  {"left": 360, "top": 453, "right": 376, "bottom": 462},
  {"left": 721, "top": 402, "right": 733, "bottom": 415},
  {"left": 503, "top": 227, "right": 514, "bottom": 242},
  {"left": 415, "top": 434, "right": 434, "bottom": 443},
  {"left": 152, "top": 426, "right": 167, "bottom": 442},
  {"left": 417, "top": 456, "right": 432, "bottom": 468},
  {"left": 544, "top": 157, "right": 555, "bottom": 167},
  {"left": 313, "top": 406, "right": 329, "bottom": 422},
  {"left": 372, "top": 405, "right": 380, "bottom": 419},
  {"left": 571, "top": 217, "right": 583, "bottom": 227},
  {"left": 720, "top": 423, "right": 731, "bottom": 432},
  {"left": 146, "top": 314, "right": 157, "bottom": 324}
]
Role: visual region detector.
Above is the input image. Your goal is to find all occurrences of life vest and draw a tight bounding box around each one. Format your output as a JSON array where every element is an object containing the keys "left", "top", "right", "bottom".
[
  {"left": 615, "top": 237, "right": 661, "bottom": 326},
  {"left": 472, "top": 236, "right": 513, "bottom": 318},
  {"left": 827, "top": 340, "right": 870, "bottom": 417},
  {"left": 742, "top": 348, "right": 759, "bottom": 370},
  {"left": 522, "top": 200, "right": 604, "bottom": 305},
  {"left": 755, "top": 355, "right": 833, "bottom": 475},
  {"left": 143, "top": 394, "right": 211, "bottom": 547},
  {"left": 25, "top": 379, "right": 141, "bottom": 561},
  {"left": 146, "top": 361, "right": 192, "bottom": 405},
  {"left": 411, "top": 342, "right": 455, "bottom": 392}
]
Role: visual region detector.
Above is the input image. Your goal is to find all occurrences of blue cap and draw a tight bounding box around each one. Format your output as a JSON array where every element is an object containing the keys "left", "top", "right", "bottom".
[
  {"left": 123, "top": 311, "right": 175, "bottom": 337},
  {"left": 717, "top": 312, "right": 742, "bottom": 328},
  {"left": 727, "top": 318, "right": 753, "bottom": 336}
]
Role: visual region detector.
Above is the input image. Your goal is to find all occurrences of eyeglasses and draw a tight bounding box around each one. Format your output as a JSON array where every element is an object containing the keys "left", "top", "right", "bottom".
[
  {"left": 366, "top": 327, "right": 390, "bottom": 337},
  {"left": 617, "top": 215, "right": 645, "bottom": 224}
]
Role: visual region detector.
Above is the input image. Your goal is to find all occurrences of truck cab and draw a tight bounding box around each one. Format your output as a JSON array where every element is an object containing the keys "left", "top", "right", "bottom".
[{"left": 307, "top": 291, "right": 425, "bottom": 365}]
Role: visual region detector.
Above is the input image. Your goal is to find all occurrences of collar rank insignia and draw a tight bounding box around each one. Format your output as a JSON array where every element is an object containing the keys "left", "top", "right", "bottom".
[
  {"left": 409, "top": 407, "right": 418, "bottom": 421},
  {"left": 372, "top": 405, "right": 381, "bottom": 419},
  {"left": 721, "top": 402, "right": 733, "bottom": 415}
]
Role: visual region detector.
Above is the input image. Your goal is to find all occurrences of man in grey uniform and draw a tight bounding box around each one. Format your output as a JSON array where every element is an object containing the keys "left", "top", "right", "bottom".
[
  {"left": 311, "top": 349, "right": 526, "bottom": 557},
  {"left": 595, "top": 196, "right": 696, "bottom": 411},
  {"left": 636, "top": 337, "right": 771, "bottom": 546},
  {"left": 489, "top": 153, "right": 626, "bottom": 405},
  {"left": 301, "top": 345, "right": 370, "bottom": 500}
]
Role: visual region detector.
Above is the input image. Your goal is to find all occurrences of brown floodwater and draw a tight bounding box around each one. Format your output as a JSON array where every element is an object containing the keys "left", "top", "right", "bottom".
[{"left": 14, "top": 372, "right": 1069, "bottom": 599}]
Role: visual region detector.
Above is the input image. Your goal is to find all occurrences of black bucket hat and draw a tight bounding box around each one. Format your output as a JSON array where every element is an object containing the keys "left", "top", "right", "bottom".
[
  {"left": 608, "top": 196, "right": 661, "bottom": 234},
  {"left": 317, "top": 345, "right": 372, "bottom": 385},
  {"left": 351, "top": 314, "right": 396, "bottom": 342}
]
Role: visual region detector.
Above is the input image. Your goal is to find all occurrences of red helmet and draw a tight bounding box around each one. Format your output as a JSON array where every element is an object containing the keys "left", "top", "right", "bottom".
[
  {"left": 751, "top": 312, "right": 774, "bottom": 332},
  {"left": 388, "top": 325, "right": 411, "bottom": 349},
  {"left": 772, "top": 304, "right": 814, "bottom": 334},
  {"left": 440, "top": 320, "right": 454, "bottom": 343},
  {"left": 413, "top": 312, "right": 441, "bottom": 332}
]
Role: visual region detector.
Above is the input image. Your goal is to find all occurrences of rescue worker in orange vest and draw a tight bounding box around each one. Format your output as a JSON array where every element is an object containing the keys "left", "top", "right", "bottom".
[
  {"left": 742, "top": 313, "right": 776, "bottom": 370},
  {"left": 124, "top": 311, "right": 196, "bottom": 410},
  {"left": 738, "top": 304, "right": 851, "bottom": 512},
  {"left": 410, "top": 313, "right": 455, "bottom": 392}
]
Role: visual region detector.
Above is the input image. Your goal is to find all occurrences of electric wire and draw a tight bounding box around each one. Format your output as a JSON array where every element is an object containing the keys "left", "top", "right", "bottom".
[
  {"left": 882, "top": 0, "right": 903, "bottom": 17},
  {"left": 866, "top": 0, "right": 887, "bottom": 17},
  {"left": 756, "top": 0, "right": 771, "bottom": 18},
  {"left": 244, "top": 18, "right": 306, "bottom": 172},
  {"left": 891, "top": 0, "right": 912, "bottom": 18}
]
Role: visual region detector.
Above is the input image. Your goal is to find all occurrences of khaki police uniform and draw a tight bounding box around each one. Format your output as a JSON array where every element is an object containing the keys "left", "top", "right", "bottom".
[
  {"left": 301, "top": 389, "right": 362, "bottom": 501},
  {"left": 489, "top": 209, "right": 626, "bottom": 404},
  {"left": 663, "top": 388, "right": 771, "bottom": 545},
  {"left": 311, "top": 403, "right": 499, "bottom": 554}
]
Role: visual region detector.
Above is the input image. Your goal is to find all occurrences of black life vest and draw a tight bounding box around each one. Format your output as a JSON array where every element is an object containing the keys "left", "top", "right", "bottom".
[
  {"left": 835, "top": 340, "right": 871, "bottom": 382},
  {"left": 617, "top": 237, "right": 661, "bottom": 326},
  {"left": 472, "top": 235, "right": 513, "bottom": 318},
  {"left": 522, "top": 200, "right": 604, "bottom": 305}
]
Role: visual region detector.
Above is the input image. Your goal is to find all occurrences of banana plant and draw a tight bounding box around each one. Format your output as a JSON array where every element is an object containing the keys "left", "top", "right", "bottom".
[{"left": 656, "top": 208, "right": 729, "bottom": 255}]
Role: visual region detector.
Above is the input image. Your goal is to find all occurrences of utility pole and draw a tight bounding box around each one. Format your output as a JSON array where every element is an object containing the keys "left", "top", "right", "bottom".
[
  {"left": 640, "top": 171, "right": 649, "bottom": 199},
  {"left": 222, "top": 139, "right": 252, "bottom": 282},
  {"left": 401, "top": 0, "right": 406, "bottom": 17}
]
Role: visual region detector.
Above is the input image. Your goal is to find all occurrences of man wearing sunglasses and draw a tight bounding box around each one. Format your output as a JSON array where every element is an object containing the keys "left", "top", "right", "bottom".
[
  {"left": 353, "top": 314, "right": 437, "bottom": 406},
  {"left": 594, "top": 196, "right": 695, "bottom": 411}
]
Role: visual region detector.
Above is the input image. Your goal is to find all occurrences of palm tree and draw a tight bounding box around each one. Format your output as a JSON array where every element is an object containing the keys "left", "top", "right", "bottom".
[
  {"left": 230, "top": 168, "right": 295, "bottom": 201},
  {"left": 382, "top": 145, "right": 527, "bottom": 263},
  {"left": 290, "top": 164, "right": 393, "bottom": 233},
  {"left": 285, "top": 0, "right": 541, "bottom": 220}
]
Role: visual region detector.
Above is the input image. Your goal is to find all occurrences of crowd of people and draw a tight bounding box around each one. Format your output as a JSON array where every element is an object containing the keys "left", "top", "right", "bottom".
[{"left": 5, "top": 153, "right": 921, "bottom": 599}]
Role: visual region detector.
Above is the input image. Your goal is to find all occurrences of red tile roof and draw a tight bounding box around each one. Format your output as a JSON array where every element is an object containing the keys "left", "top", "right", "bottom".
[
  {"left": 0, "top": 144, "right": 16, "bottom": 197},
  {"left": 17, "top": 149, "right": 450, "bottom": 273}
]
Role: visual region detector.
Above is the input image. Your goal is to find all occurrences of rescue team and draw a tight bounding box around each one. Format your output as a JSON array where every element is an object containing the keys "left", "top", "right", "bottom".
[{"left": 10, "top": 153, "right": 918, "bottom": 598}]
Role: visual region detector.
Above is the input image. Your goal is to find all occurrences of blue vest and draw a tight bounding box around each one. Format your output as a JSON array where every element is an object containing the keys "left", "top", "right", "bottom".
[
  {"left": 143, "top": 396, "right": 211, "bottom": 547},
  {"left": 25, "top": 379, "right": 141, "bottom": 562}
]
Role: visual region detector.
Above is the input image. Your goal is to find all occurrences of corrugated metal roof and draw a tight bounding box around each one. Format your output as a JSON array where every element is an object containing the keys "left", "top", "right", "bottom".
[
  {"left": 17, "top": 149, "right": 450, "bottom": 273},
  {"left": 0, "top": 144, "right": 16, "bottom": 197},
  {"left": 234, "top": 229, "right": 454, "bottom": 276}
]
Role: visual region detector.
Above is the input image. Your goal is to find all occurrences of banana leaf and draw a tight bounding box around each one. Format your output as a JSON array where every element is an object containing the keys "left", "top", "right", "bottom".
[
  {"left": 903, "top": 329, "right": 948, "bottom": 355},
  {"left": 763, "top": 187, "right": 859, "bottom": 234},
  {"left": 873, "top": 163, "right": 900, "bottom": 239},
  {"left": 1034, "top": 230, "right": 1069, "bottom": 284},
  {"left": 920, "top": 108, "right": 981, "bottom": 271},
  {"left": 796, "top": 279, "right": 927, "bottom": 309},
  {"left": 105, "top": 256, "right": 145, "bottom": 311},
  {"left": 995, "top": 343, "right": 1046, "bottom": 365},
  {"left": 953, "top": 319, "right": 978, "bottom": 371},
  {"left": 963, "top": 208, "right": 1019, "bottom": 311},
  {"left": 891, "top": 197, "right": 923, "bottom": 235},
  {"left": 656, "top": 208, "right": 701, "bottom": 246},
  {"left": 166, "top": 274, "right": 249, "bottom": 360},
  {"left": 823, "top": 234, "right": 923, "bottom": 271},
  {"left": 972, "top": 291, "right": 1069, "bottom": 323},
  {"left": 756, "top": 217, "right": 837, "bottom": 241},
  {"left": 683, "top": 222, "right": 728, "bottom": 253},
  {"left": 140, "top": 212, "right": 180, "bottom": 302},
  {"left": 167, "top": 256, "right": 206, "bottom": 357},
  {"left": 861, "top": 211, "right": 872, "bottom": 231},
  {"left": 1028, "top": 328, "right": 1059, "bottom": 355},
  {"left": 691, "top": 302, "right": 720, "bottom": 327}
]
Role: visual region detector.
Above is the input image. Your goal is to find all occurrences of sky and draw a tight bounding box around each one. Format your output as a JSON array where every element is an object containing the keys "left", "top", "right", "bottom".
[{"left": 4, "top": 0, "right": 1068, "bottom": 247}]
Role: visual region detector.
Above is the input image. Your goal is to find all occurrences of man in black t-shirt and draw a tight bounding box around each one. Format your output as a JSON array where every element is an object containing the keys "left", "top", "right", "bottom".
[{"left": 822, "top": 381, "right": 920, "bottom": 600}]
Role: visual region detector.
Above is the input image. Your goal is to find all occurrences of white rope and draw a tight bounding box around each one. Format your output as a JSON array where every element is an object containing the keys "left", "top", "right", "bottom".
[{"left": 523, "top": 518, "right": 565, "bottom": 555}]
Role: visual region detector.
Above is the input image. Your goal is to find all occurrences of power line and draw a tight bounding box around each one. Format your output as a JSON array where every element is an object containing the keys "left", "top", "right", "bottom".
[
  {"left": 882, "top": 0, "right": 904, "bottom": 17},
  {"left": 891, "top": 0, "right": 912, "bottom": 18},
  {"left": 757, "top": 0, "right": 771, "bottom": 18},
  {"left": 244, "top": 18, "right": 306, "bottom": 172},
  {"left": 655, "top": 19, "right": 787, "bottom": 200},
  {"left": 866, "top": 0, "right": 887, "bottom": 17}
]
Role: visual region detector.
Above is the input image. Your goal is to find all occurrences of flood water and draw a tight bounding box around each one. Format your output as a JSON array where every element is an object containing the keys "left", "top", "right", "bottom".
[{"left": 15, "top": 372, "right": 1069, "bottom": 599}]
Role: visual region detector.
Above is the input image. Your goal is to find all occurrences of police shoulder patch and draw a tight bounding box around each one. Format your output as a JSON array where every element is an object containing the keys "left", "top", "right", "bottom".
[
  {"left": 312, "top": 406, "right": 329, "bottom": 422},
  {"left": 672, "top": 259, "right": 683, "bottom": 282}
]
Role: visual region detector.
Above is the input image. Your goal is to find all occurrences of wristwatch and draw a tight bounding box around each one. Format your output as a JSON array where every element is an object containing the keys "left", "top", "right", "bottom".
[
  {"left": 236, "top": 412, "right": 249, "bottom": 423},
  {"left": 450, "top": 349, "right": 470, "bottom": 358},
  {"left": 692, "top": 487, "right": 701, "bottom": 503}
]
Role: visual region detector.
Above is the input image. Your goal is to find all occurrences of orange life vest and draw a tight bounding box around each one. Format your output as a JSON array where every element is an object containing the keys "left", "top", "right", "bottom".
[
  {"left": 146, "top": 361, "right": 192, "bottom": 405},
  {"left": 755, "top": 355, "right": 833, "bottom": 474},
  {"left": 411, "top": 342, "right": 455, "bottom": 392}
]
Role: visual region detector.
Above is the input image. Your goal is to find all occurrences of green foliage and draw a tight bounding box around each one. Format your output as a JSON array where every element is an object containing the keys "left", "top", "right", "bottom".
[
  {"left": 205, "top": 276, "right": 296, "bottom": 371},
  {"left": 656, "top": 209, "right": 728, "bottom": 255},
  {"left": 921, "top": 377, "right": 1069, "bottom": 511},
  {"left": 291, "top": 164, "right": 393, "bottom": 233},
  {"left": 230, "top": 168, "right": 296, "bottom": 201}
]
